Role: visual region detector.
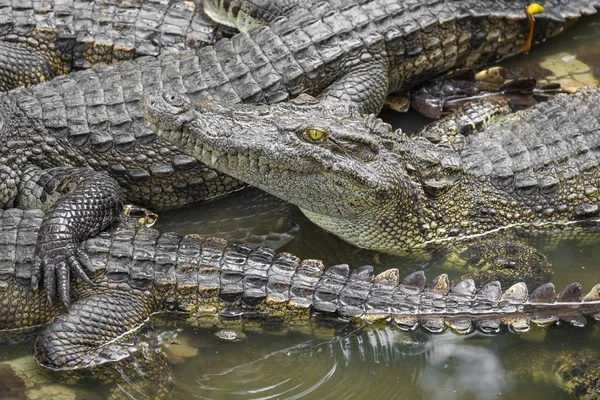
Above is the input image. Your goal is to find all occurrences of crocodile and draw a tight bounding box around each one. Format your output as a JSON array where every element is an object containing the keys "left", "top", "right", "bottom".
[
  {"left": 142, "top": 85, "right": 600, "bottom": 257},
  {"left": 0, "top": 0, "right": 237, "bottom": 92},
  {"left": 5, "top": 0, "right": 600, "bottom": 306},
  {"left": 0, "top": 207, "right": 595, "bottom": 397}
]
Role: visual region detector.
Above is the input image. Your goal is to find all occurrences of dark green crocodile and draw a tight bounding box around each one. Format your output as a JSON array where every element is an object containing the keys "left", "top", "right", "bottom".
[
  {"left": 0, "top": 0, "right": 236, "bottom": 91},
  {"left": 142, "top": 86, "right": 600, "bottom": 257},
  {"left": 3, "top": 0, "right": 598, "bottom": 306},
  {"left": 0, "top": 207, "right": 596, "bottom": 398}
]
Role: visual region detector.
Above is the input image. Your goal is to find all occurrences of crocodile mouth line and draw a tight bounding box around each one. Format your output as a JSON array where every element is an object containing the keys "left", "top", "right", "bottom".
[{"left": 145, "top": 120, "right": 287, "bottom": 174}]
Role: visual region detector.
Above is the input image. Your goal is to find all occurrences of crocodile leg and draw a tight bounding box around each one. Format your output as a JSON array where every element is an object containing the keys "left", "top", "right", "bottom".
[
  {"left": 33, "top": 290, "right": 170, "bottom": 398},
  {"left": 17, "top": 167, "right": 123, "bottom": 307},
  {"left": 107, "top": 344, "right": 172, "bottom": 400},
  {"left": 0, "top": 42, "right": 63, "bottom": 92},
  {"left": 33, "top": 289, "right": 158, "bottom": 370},
  {"left": 413, "top": 99, "right": 513, "bottom": 146}
]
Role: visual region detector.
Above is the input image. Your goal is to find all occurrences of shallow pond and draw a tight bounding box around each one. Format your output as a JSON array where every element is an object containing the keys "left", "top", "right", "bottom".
[{"left": 1, "top": 11, "right": 600, "bottom": 400}]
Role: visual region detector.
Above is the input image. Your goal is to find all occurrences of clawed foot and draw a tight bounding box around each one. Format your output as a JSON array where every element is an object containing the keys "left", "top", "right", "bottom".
[{"left": 33, "top": 239, "right": 96, "bottom": 309}]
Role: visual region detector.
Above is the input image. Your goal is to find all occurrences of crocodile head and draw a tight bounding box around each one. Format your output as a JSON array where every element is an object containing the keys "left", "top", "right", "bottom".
[{"left": 141, "top": 91, "right": 428, "bottom": 252}]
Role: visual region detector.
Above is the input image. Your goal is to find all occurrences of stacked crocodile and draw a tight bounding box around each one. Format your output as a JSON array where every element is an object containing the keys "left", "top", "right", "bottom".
[
  {"left": 1, "top": 0, "right": 598, "bottom": 307},
  {"left": 144, "top": 86, "right": 600, "bottom": 256},
  {"left": 0, "top": 0, "right": 235, "bottom": 91},
  {"left": 0, "top": 208, "right": 597, "bottom": 397},
  {"left": 2, "top": 0, "right": 600, "bottom": 397}
]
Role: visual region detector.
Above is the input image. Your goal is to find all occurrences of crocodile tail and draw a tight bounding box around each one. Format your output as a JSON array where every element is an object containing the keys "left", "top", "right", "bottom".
[
  {"left": 356, "top": 271, "right": 600, "bottom": 334},
  {"left": 223, "top": 256, "right": 600, "bottom": 334}
]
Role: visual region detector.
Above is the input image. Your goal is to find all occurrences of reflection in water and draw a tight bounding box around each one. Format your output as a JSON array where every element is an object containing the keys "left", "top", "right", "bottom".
[
  {"left": 172, "top": 328, "right": 512, "bottom": 400},
  {"left": 173, "top": 327, "right": 426, "bottom": 399},
  {"left": 157, "top": 188, "right": 300, "bottom": 250},
  {"left": 419, "top": 335, "right": 509, "bottom": 400}
]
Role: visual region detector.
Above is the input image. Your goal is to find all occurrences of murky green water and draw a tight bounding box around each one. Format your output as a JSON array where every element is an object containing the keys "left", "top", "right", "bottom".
[{"left": 2, "top": 12, "right": 600, "bottom": 400}]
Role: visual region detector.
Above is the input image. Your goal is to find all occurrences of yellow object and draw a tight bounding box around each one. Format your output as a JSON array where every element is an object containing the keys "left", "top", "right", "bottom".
[
  {"left": 527, "top": 3, "right": 545, "bottom": 14},
  {"left": 524, "top": 3, "right": 545, "bottom": 54},
  {"left": 305, "top": 128, "right": 327, "bottom": 142}
]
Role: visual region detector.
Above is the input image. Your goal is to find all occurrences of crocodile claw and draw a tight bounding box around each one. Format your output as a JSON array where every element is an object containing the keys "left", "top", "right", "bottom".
[{"left": 37, "top": 239, "right": 97, "bottom": 309}]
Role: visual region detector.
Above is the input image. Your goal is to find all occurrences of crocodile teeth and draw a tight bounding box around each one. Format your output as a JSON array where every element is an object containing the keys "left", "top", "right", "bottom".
[
  {"left": 211, "top": 154, "right": 219, "bottom": 165},
  {"left": 157, "top": 128, "right": 164, "bottom": 136},
  {"left": 202, "top": 147, "right": 209, "bottom": 157}
]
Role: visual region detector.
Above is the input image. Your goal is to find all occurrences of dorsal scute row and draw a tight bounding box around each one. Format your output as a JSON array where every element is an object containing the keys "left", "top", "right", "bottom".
[
  {"left": 0, "top": 209, "right": 43, "bottom": 286},
  {"left": 1, "top": 0, "right": 231, "bottom": 69}
]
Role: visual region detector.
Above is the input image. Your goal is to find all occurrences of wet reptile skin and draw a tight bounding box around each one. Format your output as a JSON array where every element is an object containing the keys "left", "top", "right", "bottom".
[
  {"left": 0, "top": 209, "right": 593, "bottom": 351},
  {"left": 0, "top": 208, "right": 593, "bottom": 397},
  {"left": 0, "top": 0, "right": 236, "bottom": 91},
  {"left": 3, "top": 0, "right": 600, "bottom": 306},
  {"left": 144, "top": 86, "right": 600, "bottom": 257}
]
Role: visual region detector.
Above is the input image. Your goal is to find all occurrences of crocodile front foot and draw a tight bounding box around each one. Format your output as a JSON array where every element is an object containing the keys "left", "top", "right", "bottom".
[{"left": 18, "top": 167, "right": 123, "bottom": 308}]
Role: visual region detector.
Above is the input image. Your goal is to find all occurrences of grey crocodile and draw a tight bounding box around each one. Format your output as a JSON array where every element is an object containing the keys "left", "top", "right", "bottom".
[
  {"left": 0, "top": 207, "right": 595, "bottom": 397},
  {"left": 142, "top": 85, "right": 600, "bottom": 257},
  {"left": 0, "top": 0, "right": 236, "bottom": 91},
  {"left": 3, "top": 0, "right": 598, "bottom": 306}
]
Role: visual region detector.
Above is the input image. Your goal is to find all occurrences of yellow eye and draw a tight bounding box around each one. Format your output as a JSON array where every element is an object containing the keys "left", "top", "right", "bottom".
[{"left": 304, "top": 128, "right": 327, "bottom": 142}]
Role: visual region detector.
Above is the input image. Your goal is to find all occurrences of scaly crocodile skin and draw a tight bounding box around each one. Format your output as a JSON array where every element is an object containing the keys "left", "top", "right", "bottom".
[
  {"left": 2, "top": 0, "right": 598, "bottom": 305},
  {"left": 0, "top": 0, "right": 235, "bottom": 91},
  {"left": 143, "top": 86, "right": 600, "bottom": 256},
  {"left": 0, "top": 208, "right": 590, "bottom": 357},
  {"left": 0, "top": 208, "right": 592, "bottom": 397}
]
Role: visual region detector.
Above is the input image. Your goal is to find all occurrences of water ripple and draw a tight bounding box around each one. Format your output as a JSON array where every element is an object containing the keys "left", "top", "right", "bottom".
[{"left": 173, "top": 328, "right": 428, "bottom": 399}]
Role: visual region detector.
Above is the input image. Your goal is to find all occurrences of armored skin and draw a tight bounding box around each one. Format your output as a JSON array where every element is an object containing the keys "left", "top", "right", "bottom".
[
  {"left": 143, "top": 86, "right": 600, "bottom": 257},
  {"left": 0, "top": 0, "right": 235, "bottom": 91},
  {"left": 0, "top": 210, "right": 596, "bottom": 355},
  {"left": 3, "top": 0, "right": 600, "bottom": 304},
  {"left": 0, "top": 208, "right": 595, "bottom": 397}
]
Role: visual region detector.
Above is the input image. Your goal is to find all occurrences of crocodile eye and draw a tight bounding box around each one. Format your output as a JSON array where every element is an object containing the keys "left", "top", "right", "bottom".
[{"left": 303, "top": 127, "right": 327, "bottom": 142}]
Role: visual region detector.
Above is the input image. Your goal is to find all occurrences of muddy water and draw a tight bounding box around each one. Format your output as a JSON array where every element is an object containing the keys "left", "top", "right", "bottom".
[{"left": 1, "top": 12, "right": 600, "bottom": 400}]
